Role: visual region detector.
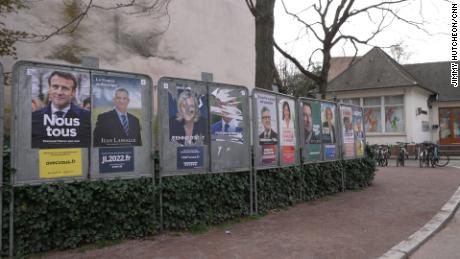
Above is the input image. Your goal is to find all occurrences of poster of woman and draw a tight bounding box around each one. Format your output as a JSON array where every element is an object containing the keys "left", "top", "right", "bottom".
[
  {"left": 168, "top": 87, "right": 208, "bottom": 146},
  {"left": 278, "top": 98, "right": 296, "bottom": 164},
  {"left": 321, "top": 102, "right": 336, "bottom": 144}
]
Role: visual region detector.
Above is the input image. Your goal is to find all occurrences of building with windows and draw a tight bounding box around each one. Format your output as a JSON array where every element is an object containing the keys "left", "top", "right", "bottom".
[{"left": 327, "top": 47, "right": 459, "bottom": 146}]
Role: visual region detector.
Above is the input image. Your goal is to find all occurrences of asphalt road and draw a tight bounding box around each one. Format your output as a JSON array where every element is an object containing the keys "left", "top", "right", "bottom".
[{"left": 38, "top": 162, "right": 460, "bottom": 259}]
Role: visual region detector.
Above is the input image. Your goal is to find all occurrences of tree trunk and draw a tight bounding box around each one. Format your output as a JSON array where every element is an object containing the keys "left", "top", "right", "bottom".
[{"left": 254, "top": 0, "right": 276, "bottom": 90}]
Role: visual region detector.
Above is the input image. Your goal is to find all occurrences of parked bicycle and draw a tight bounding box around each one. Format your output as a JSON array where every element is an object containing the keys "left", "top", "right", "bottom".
[{"left": 418, "top": 142, "right": 450, "bottom": 168}]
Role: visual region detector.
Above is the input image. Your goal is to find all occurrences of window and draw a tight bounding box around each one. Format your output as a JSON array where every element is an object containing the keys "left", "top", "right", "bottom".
[
  {"left": 384, "top": 96, "right": 404, "bottom": 133},
  {"left": 361, "top": 95, "right": 404, "bottom": 133},
  {"left": 363, "top": 97, "right": 382, "bottom": 133},
  {"left": 342, "top": 98, "right": 360, "bottom": 106}
]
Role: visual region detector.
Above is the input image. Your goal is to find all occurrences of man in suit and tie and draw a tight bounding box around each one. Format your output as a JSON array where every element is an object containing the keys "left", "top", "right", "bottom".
[
  {"left": 93, "top": 88, "right": 142, "bottom": 147},
  {"left": 211, "top": 96, "right": 243, "bottom": 135},
  {"left": 31, "top": 71, "right": 91, "bottom": 148},
  {"left": 258, "top": 106, "right": 278, "bottom": 145}
]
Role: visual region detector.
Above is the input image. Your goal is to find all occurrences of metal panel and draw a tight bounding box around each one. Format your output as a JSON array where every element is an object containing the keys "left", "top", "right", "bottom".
[
  {"left": 0, "top": 63, "right": 4, "bottom": 254},
  {"left": 12, "top": 61, "right": 90, "bottom": 186},
  {"left": 158, "top": 77, "right": 210, "bottom": 176},
  {"left": 89, "top": 72, "right": 154, "bottom": 180},
  {"left": 209, "top": 83, "right": 251, "bottom": 173},
  {"left": 252, "top": 88, "right": 300, "bottom": 169}
]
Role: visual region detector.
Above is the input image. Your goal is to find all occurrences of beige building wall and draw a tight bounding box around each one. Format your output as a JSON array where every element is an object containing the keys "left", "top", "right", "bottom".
[{"left": 0, "top": 0, "right": 255, "bottom": 88}]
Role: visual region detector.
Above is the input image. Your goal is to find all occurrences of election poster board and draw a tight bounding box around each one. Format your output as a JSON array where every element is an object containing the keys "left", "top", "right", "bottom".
[
  {"left": 253, "top": 90, "right": 279, "bottom": 169},
  {"left": 320, "top": 101, "right": 339, "bottom": 161},
  {"left": 340, "top": 105, "right": 355, "bottom": 159},
  {"left": 299, "top": 98, "right": 322, "bottom": 163},
  {"left": 90, "top": 72, "right": 153, "bottom": 180},
  {"left": 278, "top": 97, "right": 298, "bottom": 166},
  {"left": 158, "top": 77, "right": 210, "bottom": 176},
  {"left": 11, "top": 61, "right": 154, "bottom": 185},
  {"left": 353, "top": 106, "right": 366, "bottom": 158},
  {"left": 209, "top": 84, "right": 250, "bottom": 172},
  {"left": 11, "top": 61, "right": 89, "bottom": 185}
]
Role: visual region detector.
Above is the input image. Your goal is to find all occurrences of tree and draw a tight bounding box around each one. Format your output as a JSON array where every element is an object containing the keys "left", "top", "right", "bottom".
[
  {"left": 0, "top": 0, "right": 171, "bottom": 58},
  {"left": 0, "top": 0, "right": 29, "bottom": 56},
  {"left": 277, "top": 58, "right": 320, "bottom": 97},
  {"left": 245, "top": 0, "right": 279, "bottom": 90},
  {"left": 275, "top": 0, "right": 442, "bottom": 99}
]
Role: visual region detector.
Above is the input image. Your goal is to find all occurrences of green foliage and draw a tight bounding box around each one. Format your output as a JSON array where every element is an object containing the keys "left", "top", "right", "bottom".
[
  {"left": 1, "top": 141, "right": 375, "bottom": 256},
  {"left": 277, "top": 59, "right": 321, "bottom": 97}
]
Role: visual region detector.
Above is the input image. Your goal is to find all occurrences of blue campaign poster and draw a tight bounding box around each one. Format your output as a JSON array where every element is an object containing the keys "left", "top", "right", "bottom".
[
  {"left": 177, "top": 146, "right": 204, "bottom": 169},
  {"left": 99, "top": 147, "right": 134, "bottom": 173}
]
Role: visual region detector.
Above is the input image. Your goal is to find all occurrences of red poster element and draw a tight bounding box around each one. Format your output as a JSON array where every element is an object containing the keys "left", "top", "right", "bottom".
[
  {"left": 281, "top": 145, "right": 295, "bottom": 164},
  {"left": 261, "top": 144, "right": 276, "bottom": 165}
]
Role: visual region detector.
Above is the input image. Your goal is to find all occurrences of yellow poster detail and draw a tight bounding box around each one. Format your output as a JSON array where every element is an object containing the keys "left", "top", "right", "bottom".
[{"left": 39, "top": 149, "right": 82, "bottom": 178}]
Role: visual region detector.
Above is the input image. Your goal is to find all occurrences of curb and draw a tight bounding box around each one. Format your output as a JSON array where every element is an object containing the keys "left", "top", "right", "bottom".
[{"left": 379, "top": 185, "right": 460, "bottom": 259}]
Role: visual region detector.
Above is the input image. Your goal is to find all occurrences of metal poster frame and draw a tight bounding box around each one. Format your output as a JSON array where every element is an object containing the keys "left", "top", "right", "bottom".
[
  {"left": 157, "top": 77, "right": 210, "bottom": 177},
  {"left": 251, "top": 88, "right": 300, "bottom": 170},
  {"left": 208, "top": 82, "right": 251, "bottom": 173},
  {"left": 0, "top": 63, "right": 4, "bottom": 254},
  {"left": 11, "top": 61, "right": 90, "bottom": 186},
  {"left": 89, "top": 71, "right": 154, "bottom": 180},
  {"left": 351, "top": 104, "right": 367, "bottom": 159}
]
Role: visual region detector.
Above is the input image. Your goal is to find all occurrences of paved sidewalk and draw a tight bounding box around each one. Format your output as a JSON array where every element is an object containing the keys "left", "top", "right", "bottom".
[
  {"left": 411, "top": 208, "right": 460, "bottom": 259},
  {"left": 37, "top": 164, "right": 460, "bottom": 259}
]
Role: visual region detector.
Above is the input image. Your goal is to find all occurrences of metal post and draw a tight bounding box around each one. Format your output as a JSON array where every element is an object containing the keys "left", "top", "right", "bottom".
[
  {"left": 249, "top": 164, "right": 253, "bottom": 215},
  {"left": 254, "top": 169, "right": 258, "bottom": 214},
  {"left": 159, "top": 176, "right": 164, "bottom": 231},
  {"left": 9, "top": 186, "right": 14, "bottom": 258}
]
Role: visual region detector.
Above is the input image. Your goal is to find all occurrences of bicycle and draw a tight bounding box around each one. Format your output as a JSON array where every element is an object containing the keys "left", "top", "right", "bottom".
[{"left": 419, "top": 142, "right": 450, "bottom": 168}]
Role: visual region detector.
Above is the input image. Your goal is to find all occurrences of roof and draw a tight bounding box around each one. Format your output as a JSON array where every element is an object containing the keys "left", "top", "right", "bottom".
[
  {"left": 328, "top": 56, "right": 358, "bottom": 81},
  {"left": 328, "top": 47, "right": 433, "bottom": 93},
  {"left": 404, "top": 61, "right": 460, "bottom": 102}
]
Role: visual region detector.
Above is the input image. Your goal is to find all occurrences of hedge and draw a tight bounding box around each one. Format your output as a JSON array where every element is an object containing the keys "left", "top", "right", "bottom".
[{"left": 1, "top": 141, "right": 375, "bottom": 256}]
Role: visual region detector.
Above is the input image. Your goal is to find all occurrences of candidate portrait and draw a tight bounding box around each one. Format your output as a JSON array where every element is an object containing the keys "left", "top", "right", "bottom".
[
  {"left": 31, "top": 70, "right": 91, "bottom": 148},
  {"left": 93, "top": 88, "right": 142, "bottom": 146},
  {"left": 258, "top": 106, "right": 278, "bottom": 145},
  {"left": 210, "top": 94, "right": 243, "bottom": 135}
]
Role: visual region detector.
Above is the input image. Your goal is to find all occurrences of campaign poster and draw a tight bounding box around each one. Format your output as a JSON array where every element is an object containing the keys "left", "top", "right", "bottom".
[
  {"left": 353, "top": 108, "right": 365, "bottom": 157},
  {"left": 92, "top": 75, "right": 143, "bottom": 147},
  {"left": 278, "top": 98, "right": 296, "bottom": 164},
  {"left": 39, "top": 148, "right": 82, "bottom": 178},
  {"left": 301, "top": 100, "right": 321, "bottom": 161},
  {"left": 210, "top": 88, "right": 244, "bottom": 144},
  {"left": 177, "top": 146, "right": 204, "bottom": 169},
  {"left": 30, "top": 68, "right": 91, "bottom": 148},
  {"left": 324, "top": 144, "right": 336, "bottom": 160},
  {"left": 341, "top": 106, "right": 355, "bottom": 158},
  {"left": 99, "top": 147, "right": 134, "bottom": 173},
  {"left": 256, "top": 93, "right": 278, "bottom": 166},
  {"left": 320, "top": 102, "right": 337, "bottom": 144},
  {"left": 168, "top": 87, "right": 208, "bottom": 146}
]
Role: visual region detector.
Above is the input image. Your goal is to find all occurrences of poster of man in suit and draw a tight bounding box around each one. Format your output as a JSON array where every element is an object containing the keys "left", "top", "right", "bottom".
[
  {"left": 256, "top": 93, "right": 278, "bottom": 166},
  {"left": 92, "top": 75, "right": 143, "bottom": 147},
  {"left": 210, "top": 88, "right": 244, "bottom": 143},
  {"left": 30, "top": 69, "right": 91, "bottom": 148}
]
